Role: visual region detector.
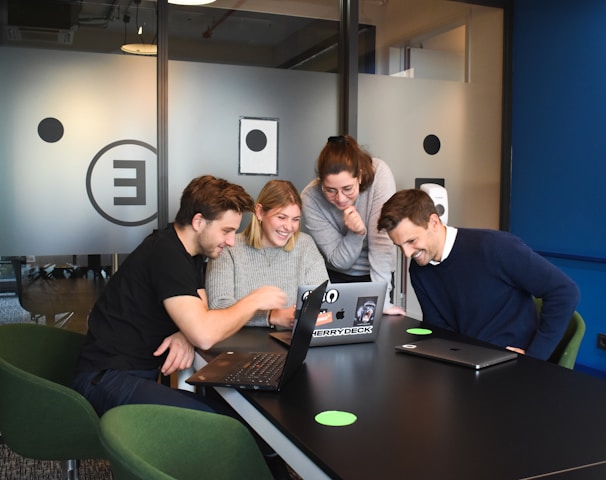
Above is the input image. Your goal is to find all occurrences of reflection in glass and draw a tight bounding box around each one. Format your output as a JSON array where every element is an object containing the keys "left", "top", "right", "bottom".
[
  {"left": 3, "top": 2, "right": 377, "bottom": 72},
  {"left": 168, "top": 4, "right": 346, "bottom": 72},
  {"left": 0, "top": 255, "right": 119, "bottom": 335}
]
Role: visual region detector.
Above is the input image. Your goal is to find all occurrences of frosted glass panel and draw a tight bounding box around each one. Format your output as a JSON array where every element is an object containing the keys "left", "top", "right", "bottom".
[
  {"left": 167, "top": 61, "right": 339, "bottom": 220},
  {"left": 0, "top": 47, "right": 157, "bottom": 256},
  {"left": 0, "top": 46, "right": 339, "bottom": 256}
]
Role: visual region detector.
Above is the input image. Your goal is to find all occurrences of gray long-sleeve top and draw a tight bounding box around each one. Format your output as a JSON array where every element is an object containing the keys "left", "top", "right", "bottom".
[
  {"left": 205, "top": 232, "right": 329, "bottom": 327},
  {"left": 301, "top": 157, "right": 398, "bottom": 310}
]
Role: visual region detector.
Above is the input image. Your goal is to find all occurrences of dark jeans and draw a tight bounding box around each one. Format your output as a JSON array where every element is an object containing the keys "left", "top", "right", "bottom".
[{"left": 71, "top": 368, "right": 215, "bottom": 417}]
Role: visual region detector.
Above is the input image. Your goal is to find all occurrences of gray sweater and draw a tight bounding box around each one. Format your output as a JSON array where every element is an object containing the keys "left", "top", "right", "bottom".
[
  {"left": 205, "top": 232, "right": 329, "bottom": 327},
  {"left": 301, "top": 157, "right": 397, "bottom": 310}
]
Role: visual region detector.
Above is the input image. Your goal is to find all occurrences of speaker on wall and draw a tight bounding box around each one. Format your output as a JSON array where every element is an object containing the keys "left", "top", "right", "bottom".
[{"left": 420, "top": 183, "right": 448, "bottom": 225}]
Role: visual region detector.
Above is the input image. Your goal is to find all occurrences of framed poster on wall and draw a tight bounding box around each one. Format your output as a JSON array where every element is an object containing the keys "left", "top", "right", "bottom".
[{"left": 239, "top": 117, "right": 278, "bottom": 175}]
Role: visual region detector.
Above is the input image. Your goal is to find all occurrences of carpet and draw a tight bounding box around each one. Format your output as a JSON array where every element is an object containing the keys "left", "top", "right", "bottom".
[
  {"left": 0, "top": 293, "right": 32, "bottom": 324},
  {"left": 0, "top": 440, "right": 113, "bottom": 480}
]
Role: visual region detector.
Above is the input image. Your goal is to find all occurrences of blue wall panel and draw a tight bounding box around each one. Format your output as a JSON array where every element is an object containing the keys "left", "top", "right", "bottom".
[
  {"left": 512, "top": 0, "right": 606, "bottom": 258},
  {"left": 512, "top": 0, "right": 606, "bottom": 374}
]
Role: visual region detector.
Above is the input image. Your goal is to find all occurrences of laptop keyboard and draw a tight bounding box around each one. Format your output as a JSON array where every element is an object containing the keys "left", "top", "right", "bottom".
[{"left": 225, "top": 352, "right": 285, "bottom": 384}]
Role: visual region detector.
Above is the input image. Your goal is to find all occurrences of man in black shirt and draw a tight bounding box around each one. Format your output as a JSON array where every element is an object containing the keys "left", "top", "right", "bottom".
[{"left": 72, "top": 175, "right": 287, "bottom": 415}]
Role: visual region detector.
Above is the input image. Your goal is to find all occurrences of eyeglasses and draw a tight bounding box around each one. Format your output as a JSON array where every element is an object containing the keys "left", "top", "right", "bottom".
[{"left": 321, "top": 183, "right": 358, "bottom": 198}]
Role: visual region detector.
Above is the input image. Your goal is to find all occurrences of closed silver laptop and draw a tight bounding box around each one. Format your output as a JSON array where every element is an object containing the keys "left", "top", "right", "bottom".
[{"left": 395, "top": 337, "right": 518, "bottom": 370}]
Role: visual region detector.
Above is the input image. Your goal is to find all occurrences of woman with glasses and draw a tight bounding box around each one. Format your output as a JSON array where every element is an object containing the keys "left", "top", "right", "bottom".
[
  {"left": 301, "top": 135, "right": 406, "bottom": 316},
  {"left": 206, "top": 179, "right": 328, "bottom": 329}
]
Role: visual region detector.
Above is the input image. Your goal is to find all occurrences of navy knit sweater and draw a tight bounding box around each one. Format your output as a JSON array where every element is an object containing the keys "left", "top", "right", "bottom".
[{"left": 410, "top": 228, "right": 580, "bottom": 360}]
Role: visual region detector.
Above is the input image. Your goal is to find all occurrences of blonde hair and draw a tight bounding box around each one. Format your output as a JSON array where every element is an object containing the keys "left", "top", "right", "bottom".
[{"left": 244, "top": 180, "right": 302, "bottom": 252}]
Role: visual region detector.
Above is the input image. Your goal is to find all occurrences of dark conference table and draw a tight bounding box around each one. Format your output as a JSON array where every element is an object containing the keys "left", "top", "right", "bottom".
[{"left": 193, "top": 315, "right": 606, "bottom": 479}]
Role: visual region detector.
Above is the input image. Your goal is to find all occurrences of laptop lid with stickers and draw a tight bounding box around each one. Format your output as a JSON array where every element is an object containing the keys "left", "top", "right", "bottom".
[{"left": 270, "top": 281, "right": 387, "bottom": 347}]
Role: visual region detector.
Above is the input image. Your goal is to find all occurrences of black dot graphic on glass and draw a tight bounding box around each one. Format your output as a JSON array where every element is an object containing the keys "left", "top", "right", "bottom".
[
  {"left": 246, "top": 129, "right": 268, "bottom": 152},
  {"left": 38, "top": 117, "right": 64, "bottom": 143},
  {"left": 423, "top": 134, "right": 441, "bottom": 155}
]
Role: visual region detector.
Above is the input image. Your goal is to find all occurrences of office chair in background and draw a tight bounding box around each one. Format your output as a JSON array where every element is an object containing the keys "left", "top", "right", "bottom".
[
  {"left": 0, "top": 323, "right": 105, "bottom": 480},
  {"left": 11, "top": 258, "right": 74, "bottom": 328},
  {"left": 100, "top": 404, "right": 273, "bottom": 480}
]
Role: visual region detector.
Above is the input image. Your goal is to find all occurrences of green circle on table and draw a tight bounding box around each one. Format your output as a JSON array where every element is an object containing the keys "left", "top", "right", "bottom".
[
  {"left": 407, "top": 328, "right": 433, "bottom": 335},
  {"left": 315, "top": 410, "right": 357, "bottom": 427}
]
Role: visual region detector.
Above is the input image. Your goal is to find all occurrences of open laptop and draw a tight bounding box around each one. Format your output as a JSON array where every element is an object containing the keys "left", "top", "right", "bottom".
[
  {"left": 270, "top": 281, "right": 388, "bottom": 348},
  {"left": 394, "top": 337, "right": 518, "bottom": 370},
  {"left": 185, "top": 280, "right": 328, "bottom": 391}
]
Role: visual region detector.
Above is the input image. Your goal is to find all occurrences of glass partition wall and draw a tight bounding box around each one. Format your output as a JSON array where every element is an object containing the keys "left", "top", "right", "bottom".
[
  {"left": 0, "top": 0, "right": 343, "bottom": 333},
  {"left": 0, "top": 0, "right": 505, "bottom": 330},
  {"left": 357, "top": 0, "right": 505, "bottom": 316}
]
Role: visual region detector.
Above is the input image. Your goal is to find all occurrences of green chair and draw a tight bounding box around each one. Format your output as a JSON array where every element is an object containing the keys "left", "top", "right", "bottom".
[
  {"left": 534, "top": 298, "right": 586, "bottom": 369},
  {"left": 100, "top": 404, "right": 273, "bottom": 480},
  {"left": 0, "top": 323, "right": 105, "bottom": 479}
]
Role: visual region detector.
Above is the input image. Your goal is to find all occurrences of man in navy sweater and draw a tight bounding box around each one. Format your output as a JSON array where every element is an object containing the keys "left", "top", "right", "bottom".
[{"left": 378, "top": 189, "right": 579, "bottom": 360}]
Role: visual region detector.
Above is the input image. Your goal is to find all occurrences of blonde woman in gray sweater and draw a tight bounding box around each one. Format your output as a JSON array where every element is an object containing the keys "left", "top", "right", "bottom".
[{"left": 206, "top": 179, "right": 328, "bottom": 328}]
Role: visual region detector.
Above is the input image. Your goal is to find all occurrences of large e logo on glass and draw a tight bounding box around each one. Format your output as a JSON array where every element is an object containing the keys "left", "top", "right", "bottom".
[{"left": 86, "top": 140, "right": 158, "bottom": 226}]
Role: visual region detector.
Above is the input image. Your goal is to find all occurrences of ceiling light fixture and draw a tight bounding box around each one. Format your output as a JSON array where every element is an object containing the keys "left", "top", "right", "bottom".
[
  {"left": 168, "top": 1, "right": 217, "bottom": 5},
  {"left": 121, "top": 0, "right": 157, "bottom": 56},
  {"left": 120, "top": 43, "right": 157, "bottom": 55}
]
